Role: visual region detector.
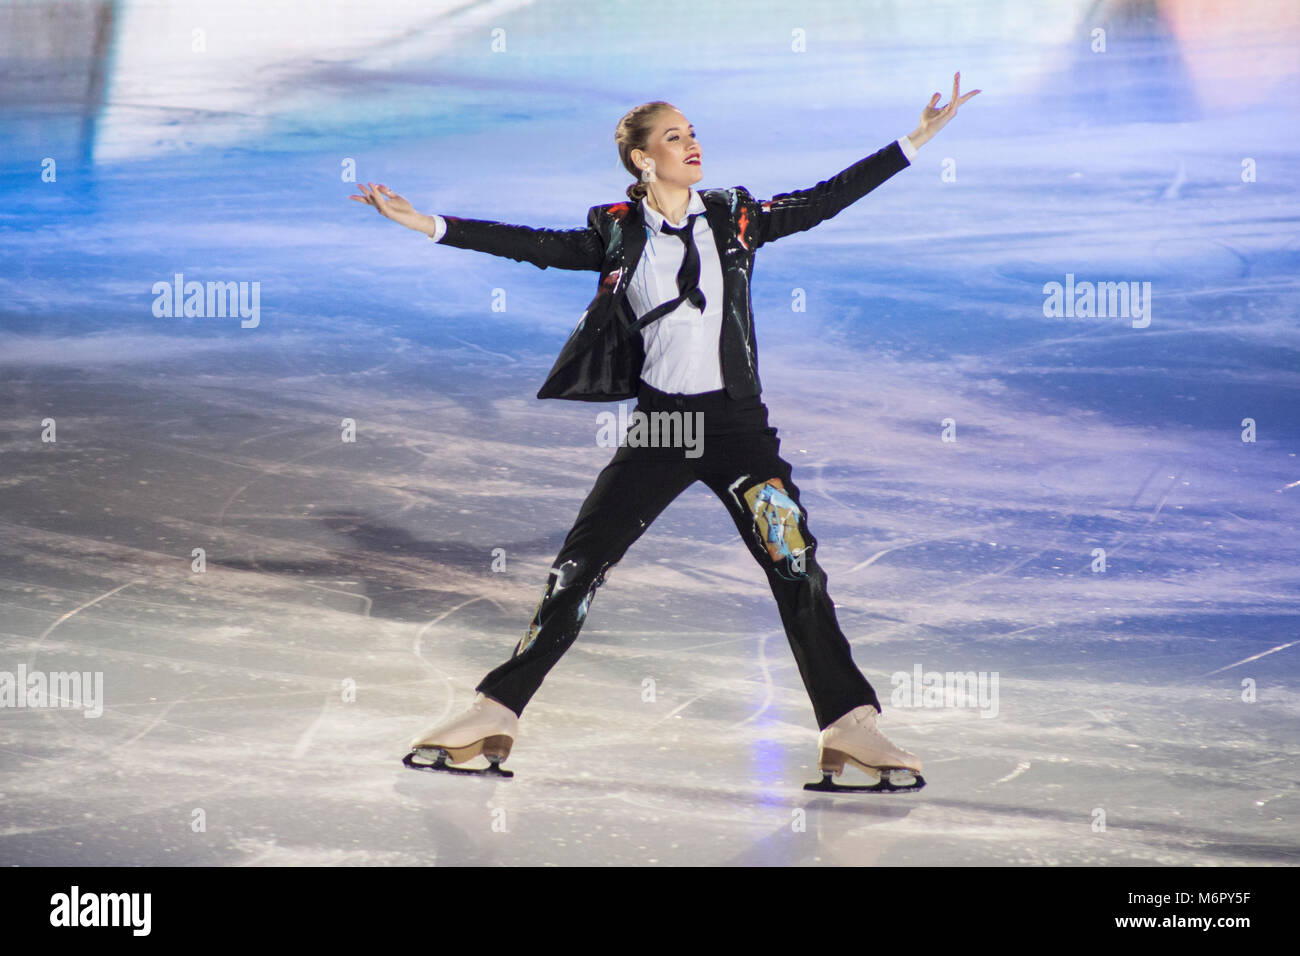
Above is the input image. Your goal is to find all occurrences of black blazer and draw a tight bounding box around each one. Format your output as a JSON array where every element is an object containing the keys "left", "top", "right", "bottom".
[{"left": 437, "top": 138, "right": 911, "bottom": 402}]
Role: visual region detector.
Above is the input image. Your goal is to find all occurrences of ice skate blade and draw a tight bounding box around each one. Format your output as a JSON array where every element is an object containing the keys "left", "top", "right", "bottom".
[
  {"left": 402, "top": 749, "right": 513, "bottom": 779},
  {"left": 407, "top": 734, "right": 512, "bottom": 766},
  {"left": 804, "top": 768, "right": 925, "bottom": 793}
]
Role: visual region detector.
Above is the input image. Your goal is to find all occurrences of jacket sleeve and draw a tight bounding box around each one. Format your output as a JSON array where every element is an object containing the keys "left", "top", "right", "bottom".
[
  {"left": 749, "top": 139, "right": 911, "bottom": 247},
  {"left": 434, "top": 205, "right": 605, "bottom": 272}
]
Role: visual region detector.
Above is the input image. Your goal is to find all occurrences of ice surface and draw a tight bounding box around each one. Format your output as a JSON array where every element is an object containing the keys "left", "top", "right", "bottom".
[{"left": 0, "top": 0, "right": 1297, "bottom": 866}]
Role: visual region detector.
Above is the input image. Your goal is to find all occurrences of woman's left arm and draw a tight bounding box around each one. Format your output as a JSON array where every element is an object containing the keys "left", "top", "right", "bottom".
[{"left": 754, "top": 72, "right": 979, "bottom": 247}]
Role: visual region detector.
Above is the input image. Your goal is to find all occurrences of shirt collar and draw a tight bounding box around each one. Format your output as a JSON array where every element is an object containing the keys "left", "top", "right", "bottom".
[{"left": 640, "top": 190, "right": 706, "bottom": 236}]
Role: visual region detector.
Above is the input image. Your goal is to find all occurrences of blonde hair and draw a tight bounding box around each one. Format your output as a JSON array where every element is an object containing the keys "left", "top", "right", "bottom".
[{"left": 615, "top": 101, "right": 676, "bottom": 203}]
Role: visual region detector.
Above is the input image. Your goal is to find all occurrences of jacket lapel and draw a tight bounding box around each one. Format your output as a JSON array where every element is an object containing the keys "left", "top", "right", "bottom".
[
  {"left": 700, "top": 190, "right": 734, "bottom": 262},
  {"left": 611, "top": 200, "right": 645, "bottom": 327},
  {"left": 535, "top": 191, "right": 736, "bottom": 402}
]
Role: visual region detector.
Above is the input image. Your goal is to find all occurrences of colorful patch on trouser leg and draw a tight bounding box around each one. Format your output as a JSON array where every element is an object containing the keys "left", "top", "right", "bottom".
[
  {"left": 515, "top": 590, "right": 548, "bottom": 657},
  {"left": 514, "top": 559, "right": 577, "bottom": 656},
  {"left": 742, "top": 477, "right": 809, "bottom": 578},
  {"left": 513, "top": 558, "right": 611, "bottom": 657},
  {"left": 576, "top": 560, "right": 612, "bottom": 622}
]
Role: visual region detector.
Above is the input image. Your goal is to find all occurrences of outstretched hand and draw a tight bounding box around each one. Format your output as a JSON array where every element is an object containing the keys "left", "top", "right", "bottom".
[
  {"left": 909, "top": 72, "right": 980, "bottom": 149},
  {"left": 350, "top": 182, "right": 429, "bottom": 233}
]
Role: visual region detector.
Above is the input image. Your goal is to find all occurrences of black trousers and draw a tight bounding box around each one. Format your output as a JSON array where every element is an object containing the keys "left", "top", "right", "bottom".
[{"left": 476, "top": 381, "right": 881, "bottom": 730}]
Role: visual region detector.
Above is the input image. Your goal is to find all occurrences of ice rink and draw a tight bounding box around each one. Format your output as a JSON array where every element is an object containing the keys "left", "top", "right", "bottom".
[{"left": 1, "top": 0, "right": 1298, "bottom": 866}]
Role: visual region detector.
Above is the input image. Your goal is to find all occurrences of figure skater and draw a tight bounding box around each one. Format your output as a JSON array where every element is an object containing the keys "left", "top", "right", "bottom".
[{"left": 352, "top": 73, "right": 979, "bottom": 792}]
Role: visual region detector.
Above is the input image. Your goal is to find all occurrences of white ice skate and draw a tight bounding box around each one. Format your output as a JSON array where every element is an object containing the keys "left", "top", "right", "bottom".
[
  {"left": 402, "top": 693, "right": 518, "bottom": 778},
  {"left": 804, "top": 704, "right": 926, "bottom": 793}
]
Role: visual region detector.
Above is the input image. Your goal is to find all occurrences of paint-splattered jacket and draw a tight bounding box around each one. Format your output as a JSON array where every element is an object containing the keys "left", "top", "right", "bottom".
[{"left": 437, "top": 138, "right": 911, "bottom": 402}]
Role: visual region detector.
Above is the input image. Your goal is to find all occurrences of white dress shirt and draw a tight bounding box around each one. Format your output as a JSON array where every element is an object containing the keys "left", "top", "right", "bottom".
[
  {"left": 427, "top": 136, "right": 918, "bottom": 395},
  {"left": 628, "top": 189, "right": 725, "bottom": 394}
]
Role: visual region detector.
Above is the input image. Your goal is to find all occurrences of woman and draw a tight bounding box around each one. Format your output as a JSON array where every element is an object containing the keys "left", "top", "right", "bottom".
[{"left": 353, "top": 74, "right": 978, "bottom": 793}]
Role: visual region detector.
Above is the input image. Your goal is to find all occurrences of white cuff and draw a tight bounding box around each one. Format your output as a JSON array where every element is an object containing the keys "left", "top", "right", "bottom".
[
  {"left": 897, "top": 135, "right": 918, "bottom": 164},
  {"left": 427, "top": 214, "right": 447, "bottom": 242}
]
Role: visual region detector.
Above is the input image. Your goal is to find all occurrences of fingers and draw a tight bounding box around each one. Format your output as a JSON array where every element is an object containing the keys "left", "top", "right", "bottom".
[
  {"left": 919, "top": 72, "right": 978, "bottom": 133},
  {"left": 929, "top": 77, "right": 960, "bottom": 116},
  {"left": 942, "top": 72, "right": 979, "bottom": 114},
  {"left": 350, "top": 182, "right": 391, "bottom": 216},
  {"left": 367, "top": 182, "right": 393, "bottom": 216}
]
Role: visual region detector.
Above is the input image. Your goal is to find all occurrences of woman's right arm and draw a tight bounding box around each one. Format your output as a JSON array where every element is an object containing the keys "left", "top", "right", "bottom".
[{"left": 352, "top": 182, "right": 603, "bottom": 272}]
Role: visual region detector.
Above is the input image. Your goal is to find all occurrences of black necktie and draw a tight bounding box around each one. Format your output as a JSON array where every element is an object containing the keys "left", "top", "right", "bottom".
[{"left": 631, "top": 213, "right": 707, "bottom": 331}]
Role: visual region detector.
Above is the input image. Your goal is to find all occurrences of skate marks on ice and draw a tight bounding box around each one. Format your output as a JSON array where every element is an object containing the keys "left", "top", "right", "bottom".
[
  {"left": 392, "top": 548, "right": 1297, "bottom": 864},
  {"left": 410, "top": 594, "right": 516, "bottom": 731},
  {"left": 1201, "top": 640, "right": 1300, "bottom": 678},
  {"left": 3, "top": 0, "right": 1299, "bottom": 866},
  {"left": 2, "top": 367, "right": 1296, "bottom": 865},
  {"left": 991, "top": 760, "right": 1032, "bottom": 785},
  {"left": 882, "top": 691, "right": 1300, "bottom": 865},
  {"left": 418, "top": 617, "right": 1298, "bottom": 863},
  {"left": 390, "top": 637, "right": 933, "bottom": 865}
]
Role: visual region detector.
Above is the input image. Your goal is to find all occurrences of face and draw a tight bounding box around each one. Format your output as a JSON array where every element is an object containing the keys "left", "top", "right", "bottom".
[{"left": 632, "top": 109, "right": 702, "bottom": 188}]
